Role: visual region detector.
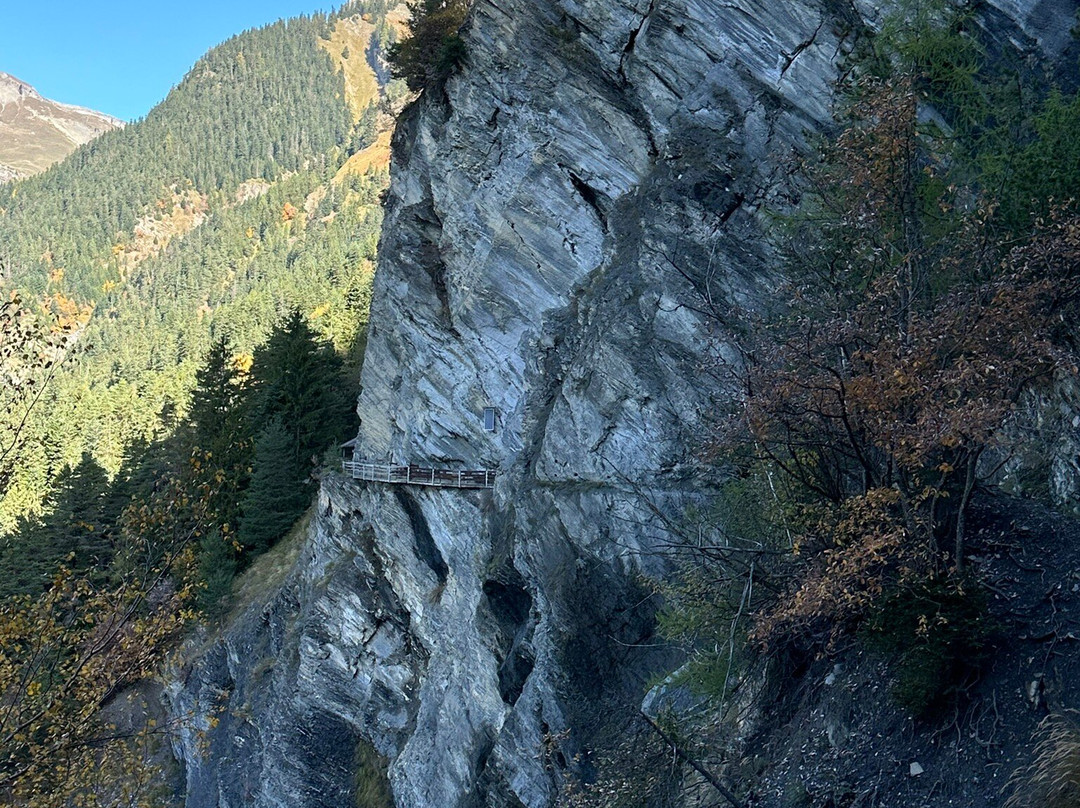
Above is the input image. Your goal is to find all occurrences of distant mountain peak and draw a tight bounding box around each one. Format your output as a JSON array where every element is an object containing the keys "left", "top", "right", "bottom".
[
  {"left": 0, "top": 71, "right": 122, "bottom": 183},
  {"left": 0, "top": 72, "right": 42, "bottom": 104}
]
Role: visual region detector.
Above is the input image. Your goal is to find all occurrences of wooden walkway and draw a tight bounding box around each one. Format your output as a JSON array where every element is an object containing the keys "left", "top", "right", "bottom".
[{"left": 342, "top": 460, "right": 496, "bottom": 489}]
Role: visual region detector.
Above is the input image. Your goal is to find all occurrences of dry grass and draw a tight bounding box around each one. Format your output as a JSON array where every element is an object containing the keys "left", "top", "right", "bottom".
[
  {"left": 1006, "top": 711, "right": 1080, "bottom": 808},
  {"left": 115, "top": 187, "right": 209, "bottom": 276},
  {"left": 334, "top": 130, "right": 392, "bottom": 182},
  {"left": 353, "top": 740, "right": 394, "bottom": 808},
  {"left": 319, "top": 16, "right": 380, "bottom": 122},
  {"left": 384, "top": 4, "right": 412, "bottom": 39},
  {"left": 226, "top": 506, "right": 311, "bottom": 621}
]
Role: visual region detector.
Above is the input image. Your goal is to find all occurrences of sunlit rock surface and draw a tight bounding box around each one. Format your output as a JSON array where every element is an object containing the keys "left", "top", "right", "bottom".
[{"left": 169, "top": 0, "right": 1076, "bottom": 805}]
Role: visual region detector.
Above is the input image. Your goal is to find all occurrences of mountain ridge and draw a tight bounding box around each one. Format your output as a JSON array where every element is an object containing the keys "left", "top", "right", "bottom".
[
  {"left": 0, "top": 71, "right": 122, "bottom": 182},
  {"left": 0, "top": 7, "right": 401, "bottom": 528}
]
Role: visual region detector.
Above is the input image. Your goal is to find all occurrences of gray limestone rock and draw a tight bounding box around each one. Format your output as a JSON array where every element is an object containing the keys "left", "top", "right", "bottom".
[{"left": 169, "top": 0, "right": 1078, "bottom": 806}]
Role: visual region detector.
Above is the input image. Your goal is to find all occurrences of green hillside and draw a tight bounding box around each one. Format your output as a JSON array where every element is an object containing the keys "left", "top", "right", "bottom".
[{"left": 0, "top": 2, "right": 407, "bottom": 527}]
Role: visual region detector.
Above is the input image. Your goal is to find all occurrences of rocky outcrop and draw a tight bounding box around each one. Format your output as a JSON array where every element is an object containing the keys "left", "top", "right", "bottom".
[
  {"left": 169, "top": 0, "right": 1079, "bottom": 806},
  {"left": 0, "top": 72, "right": 121, "bottom": 181}
]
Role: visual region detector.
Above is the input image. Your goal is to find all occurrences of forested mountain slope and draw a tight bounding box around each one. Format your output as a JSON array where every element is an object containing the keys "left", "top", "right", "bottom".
[{"left": 0, "top": 1, "right": 407, "bottom": 526}]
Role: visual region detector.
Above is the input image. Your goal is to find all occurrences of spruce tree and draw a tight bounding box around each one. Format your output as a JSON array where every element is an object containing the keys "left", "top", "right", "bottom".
[
  {"left": 187, "top": 336, "right": 249, "bottom": 459},
  {"left": 47, "top": 453, "right": 114, "bottom": 577},
  {"left": 0, "top": 453, "right": 114, "bottom": 597},
  {"left": 185, "top": 337, "right": 252, "bottom": 534},
  {"left": 197, "top": 528, "right": 239, "bottom": 618},
  {"left": 249, "top": 309, "right": 350, "bottom": 476},
  {"left": 238, "top": 418, "right": 308, "bottom": 554},
  {"left": 0, "top": 518, "right": 58, "bottom": 598}
]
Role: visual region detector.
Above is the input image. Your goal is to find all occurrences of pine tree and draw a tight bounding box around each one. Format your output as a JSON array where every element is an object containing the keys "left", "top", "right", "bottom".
[
  {"left": 238, "top": 418, "right": 307, "bottom": 554},
  {"left": 197, "top": 528, "right": 239, "bottom": 618},
  {"left": 249, "top": 309, "right": 350, "bottom": 475}
]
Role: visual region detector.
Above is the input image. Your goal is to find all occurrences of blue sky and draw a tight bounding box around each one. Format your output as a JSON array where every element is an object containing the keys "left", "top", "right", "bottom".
[{"left": 4, "top": 0, "right": 339, "bottom": 121}]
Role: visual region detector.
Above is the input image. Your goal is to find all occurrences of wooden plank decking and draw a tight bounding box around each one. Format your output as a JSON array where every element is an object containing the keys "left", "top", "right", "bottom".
[{"left": 342, "top": 460, "right": 496, "bottom": 489}]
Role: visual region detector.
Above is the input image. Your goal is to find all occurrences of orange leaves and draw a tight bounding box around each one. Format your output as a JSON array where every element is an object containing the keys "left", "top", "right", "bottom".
[
  {"left": 281, "top": 201, "right": 298, "bottom": 222},
  {"left": 725, "top": 69, "right": 1080, "bottom": 658},
  {"left": 751, "top": 489, "right": 934, "bottom": 652}
]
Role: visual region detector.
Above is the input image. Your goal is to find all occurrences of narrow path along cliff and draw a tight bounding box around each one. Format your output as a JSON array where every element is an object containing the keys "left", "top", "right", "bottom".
[{"left": 167, "top": 0, "right": 1080, "bottom": 806}]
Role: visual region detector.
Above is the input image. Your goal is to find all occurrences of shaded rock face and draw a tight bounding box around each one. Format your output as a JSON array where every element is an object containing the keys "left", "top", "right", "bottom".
[
  {"left": 170, "top": 1, "right": 1075, "bottom": 806},
  {"left": 169, "top": 480, "right": 424, "bottom": 808}
]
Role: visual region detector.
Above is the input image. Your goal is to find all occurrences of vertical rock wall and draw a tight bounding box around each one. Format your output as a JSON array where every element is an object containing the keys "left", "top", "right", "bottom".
[
  {"left": 169, "top": 0, "right": 1078, "bottom": 805},
  {"left": 340, "top": 0, "right": 845, "bottom": 802}
]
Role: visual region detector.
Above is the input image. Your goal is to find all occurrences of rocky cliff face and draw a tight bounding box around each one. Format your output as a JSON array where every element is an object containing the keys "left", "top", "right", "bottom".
[
  {"left": 0, "top": 72, "right": 121, "bottom": 182},
  {"left": 168, "top": 1, "right": 1077, "bottom": 806}
]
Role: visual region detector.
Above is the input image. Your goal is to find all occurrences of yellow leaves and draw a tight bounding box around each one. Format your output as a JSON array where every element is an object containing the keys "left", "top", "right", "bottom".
[
  {"left": 753, "top": 488, "right": 934, "bottom": 651},
  {"left": 0, "top": 467, "right": 213, "bottom": 803},
  {"left": 281, "top": 202, "right": 298, "bottom": 222},
  {"left": 43, "top": 291, "right": 93, "bottom": 333},
  {"left": 916, "top": 612, "right": 931, "bottom": 637},
  {"left": 233, "top": 351, "right": 253, "bottom": 374}
]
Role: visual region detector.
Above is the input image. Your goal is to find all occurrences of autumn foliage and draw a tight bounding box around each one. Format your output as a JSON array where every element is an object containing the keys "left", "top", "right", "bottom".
[
  {"left": 715, "top": 74, "right": 1080, "bottom": 657},
  {"left": 0, "top": 531, "right": 196, "bottom": 806},
  {"left": 0, "top": 463, "right": 236, "bottom": 805},
  {"left": 0, "top": 288, "right": 91, "bottom": 498}
]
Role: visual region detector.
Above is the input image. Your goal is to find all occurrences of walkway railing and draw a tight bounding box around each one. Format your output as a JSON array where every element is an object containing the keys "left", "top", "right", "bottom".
[{"left": 342, "top": 460, "right": 496, "bottom": 489}]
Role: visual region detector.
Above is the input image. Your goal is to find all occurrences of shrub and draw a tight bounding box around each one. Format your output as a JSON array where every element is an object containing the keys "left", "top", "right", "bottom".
[
  {"left": 656, "top": 469, "right": 800, "bottom": 703},
  {"left": 861, "top": 575, "right": 991, "bottom": 716},
  {"left": 387, "top": 0, "right": 471, "bottom": 92},
  {"left": 752, "top": 489, "right": 934, "bottom": 655}
]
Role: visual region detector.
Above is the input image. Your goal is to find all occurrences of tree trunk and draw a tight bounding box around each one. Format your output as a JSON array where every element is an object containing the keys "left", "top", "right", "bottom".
[
  {"left": 955, "top": 449, "right": 980, "bottom": 573},
  {"left": 640, "top": 712, "right": 745, "bottom": 808}
]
